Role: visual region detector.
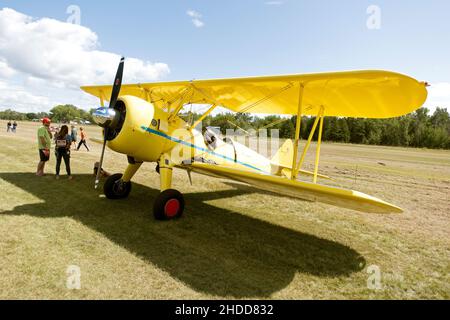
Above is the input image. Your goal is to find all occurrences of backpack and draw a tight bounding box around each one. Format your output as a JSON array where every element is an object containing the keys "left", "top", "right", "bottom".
[{"left": 56, "top": 134, "right": 69, "bottom": 150}]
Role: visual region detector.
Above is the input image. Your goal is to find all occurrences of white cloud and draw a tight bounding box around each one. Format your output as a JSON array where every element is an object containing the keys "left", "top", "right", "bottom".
[
  {"left": 187, "top": 10, "right": 205, "bottom": 28},
  {"left": 192, "top": 19, "right": 205, "bottom": 28},
  {"left": 265, "top": 1, "right": 284, "bottom": 5},
  {"left": 0, "top": 80, "right": 49, "bottom": 112},
  {"left": 0, "top": 8, "right": 170, "bottom": 112},
  {"left": 423, "top": 82, "right": 450, "bottom": 113},
  {"left": 187, "top": 10, "right": 201, "bottom": 19},
  {"left": 0, "top": 59, "right": 16, "bottom": 78}
]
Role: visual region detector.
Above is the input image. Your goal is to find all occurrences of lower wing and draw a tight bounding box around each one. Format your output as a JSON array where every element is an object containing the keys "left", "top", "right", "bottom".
[{"left": 180, "top": 162, "right": 403, "bottom": 214}]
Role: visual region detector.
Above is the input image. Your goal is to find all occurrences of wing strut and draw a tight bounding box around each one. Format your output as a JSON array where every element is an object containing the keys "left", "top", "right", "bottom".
[
  {"left": 295, "top": 106, "right": 325, "bottom": 183},
  {"left": 144, "top": 88, "right": 152, "bottom": 103},
  {"left": 296, "top": 106, "right": 324, "bottom": 174},
  {"left": 168, "top": 87, "right": 193, "bottom": 121},
  {"left": 190, "top": 104, "right": 217, "bottom": 130},
  {"left": 291, "top": 83, "right": 305, "bottom": 180},
  {"left": 313, "top": 110, "right": 324, "bottom": 183},
  {"left": 99, "top": 90, "right": 105, "bottom": 107}
]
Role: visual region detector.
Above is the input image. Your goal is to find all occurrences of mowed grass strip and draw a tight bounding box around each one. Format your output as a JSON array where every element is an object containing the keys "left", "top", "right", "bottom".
[{"left": 0, "top": 121, "right": 449, "bottom": 299}]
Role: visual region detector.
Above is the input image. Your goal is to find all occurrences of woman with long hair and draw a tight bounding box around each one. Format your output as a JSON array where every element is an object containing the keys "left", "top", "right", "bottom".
[{"left": 55, "top": 125, "right": 73, "bottom": 180}]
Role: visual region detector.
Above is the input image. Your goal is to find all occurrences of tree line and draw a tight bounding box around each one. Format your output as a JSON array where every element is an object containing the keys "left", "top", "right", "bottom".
[
  {"left": 190, "top": 107, "right": 450, "bottom": 149},
  {"left": 1, "top": 104, "right": 449, "bottom": 149},
  {"left": 0, "top": 104, "right": 94, "bottom": 123}
]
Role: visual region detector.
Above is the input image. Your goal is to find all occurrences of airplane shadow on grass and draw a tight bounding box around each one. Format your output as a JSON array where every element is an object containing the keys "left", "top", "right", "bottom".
[{"left": 0, "top": 172, "right": 365, "bottom": 298}]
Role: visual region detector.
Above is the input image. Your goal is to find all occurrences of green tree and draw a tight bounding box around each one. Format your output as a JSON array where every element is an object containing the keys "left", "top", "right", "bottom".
[
  {"left": 49, "top": 104, "right": 93, "bottom": 123},
  {"left": 50, "top": 104, "right": 80, "bottom": 123},
  {"left": 363, "top": 119, "right": 382, "bottom": 145},
  {"left": 279, "top": 117, "right": 295, "bottom": 138},
  {"left": 347, "top": 118, "right": 366, "bottom": 144},
  {"left": 431, "top": 108, "right": 450, "bottom": 133}
]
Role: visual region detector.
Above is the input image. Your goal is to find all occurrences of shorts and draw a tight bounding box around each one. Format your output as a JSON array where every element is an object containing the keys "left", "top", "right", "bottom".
[{"left": 39, "top": 149, "right": 50, "bottom": 162}]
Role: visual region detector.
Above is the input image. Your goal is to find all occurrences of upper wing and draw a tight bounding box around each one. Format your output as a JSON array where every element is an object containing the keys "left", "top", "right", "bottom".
[
  {"left": 81, "top": 70, "right": 427, "bottom": 118},
  {"left": 181, "top": 162, "right": 403, "bottom": 214}
]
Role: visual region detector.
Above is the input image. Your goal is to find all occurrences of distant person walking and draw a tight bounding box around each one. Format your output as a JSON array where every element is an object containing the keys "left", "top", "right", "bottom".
[
  {"left": 36, "top": 118, "right": 53, "bottom": 177},
  {"left": 7, "top": 121, "right": 11, "bottom": 132},
  {"left": 77, "top": 127, "right": 90, "bottom": 151},
  {"left": 55, "top": 125, "right": 73, "bottom": 180},
  {"left": 12, "top": 121, "right": 17, "bottom": 133},
  {"left": 71, "top": 125, "right": 78, "bottom": 149}
]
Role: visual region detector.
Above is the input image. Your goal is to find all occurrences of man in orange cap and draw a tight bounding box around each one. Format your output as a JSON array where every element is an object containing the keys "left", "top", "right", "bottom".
[{"left": 36, "top": 117, "right": 53, "bottom": 176}]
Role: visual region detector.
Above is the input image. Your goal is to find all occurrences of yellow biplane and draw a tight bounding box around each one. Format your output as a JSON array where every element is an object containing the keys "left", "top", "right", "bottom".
[{"left": 82, "top": 58, "right": 427, "bottom": 220}]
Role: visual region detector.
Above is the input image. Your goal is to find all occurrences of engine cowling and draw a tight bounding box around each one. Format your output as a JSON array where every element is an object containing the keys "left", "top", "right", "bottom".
[{"left": 105, "top": 95, "right": 172, "bottom": 162}]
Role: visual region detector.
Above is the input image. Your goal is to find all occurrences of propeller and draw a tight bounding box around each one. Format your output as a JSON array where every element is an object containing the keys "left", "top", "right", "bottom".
[{"left": 93, "top": 57, "right": 125, "bottom": 189}]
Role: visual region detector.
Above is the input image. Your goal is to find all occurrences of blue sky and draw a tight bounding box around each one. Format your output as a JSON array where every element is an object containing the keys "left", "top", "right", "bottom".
[{"left": 0, "top": 0, "right": 449, "bottom": 112}]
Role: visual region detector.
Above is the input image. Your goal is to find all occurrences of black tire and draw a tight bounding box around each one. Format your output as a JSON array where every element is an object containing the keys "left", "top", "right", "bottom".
[
  {"left": 153, "top": 189, "right": 185, "bottom": 220},
  {"left": 104, "top": 173, "right": 132, "bottom": 200}
]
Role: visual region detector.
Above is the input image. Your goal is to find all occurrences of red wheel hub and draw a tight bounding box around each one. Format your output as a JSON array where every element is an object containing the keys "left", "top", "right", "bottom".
[{"left": 164, "top": 199, "right": 180, "bottom": 218}]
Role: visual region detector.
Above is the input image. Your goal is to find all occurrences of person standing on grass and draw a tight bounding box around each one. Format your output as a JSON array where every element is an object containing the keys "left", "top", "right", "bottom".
[
  {"left": 77, "top": 127, "right": 90, "bottom": 151},
  {"left": 71, "top": 125, "right": 78, "bottom": 149},
  {"left": 7, "top": 121, "right": 11, "bottom": 132},
  {"left": 36, "top": 118, "right": 53, "bottom": 177},
  {"left": 12, "top": 121, "right": 17, "bottom": 133},
  {"left": 55, "top": 125, "right": 73, "bottom": 180}
]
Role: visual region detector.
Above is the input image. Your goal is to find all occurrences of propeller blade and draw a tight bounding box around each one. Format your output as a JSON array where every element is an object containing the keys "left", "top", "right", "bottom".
[
  {"left": 95, "top": 135, "right": 107, "bottom": 189},
  {"left": 94, "top": 57, "right": 125, "bottom": 189},
  {"left": 109, "top": 56, "right": 125, "bottom": 109}
]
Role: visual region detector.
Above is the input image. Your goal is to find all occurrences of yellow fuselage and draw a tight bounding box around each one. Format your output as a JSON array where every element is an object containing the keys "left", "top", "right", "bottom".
[{"left": 107, "top": 95, "right": 273, "bottom": 174}]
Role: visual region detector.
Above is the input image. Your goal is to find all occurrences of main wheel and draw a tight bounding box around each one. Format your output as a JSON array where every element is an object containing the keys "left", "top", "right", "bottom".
[
  {"left": 104, "top": 173, "right": 132, "bottom": 199},
  {"left": 153, "top": 189, "right": 185, "bottom": 220}
]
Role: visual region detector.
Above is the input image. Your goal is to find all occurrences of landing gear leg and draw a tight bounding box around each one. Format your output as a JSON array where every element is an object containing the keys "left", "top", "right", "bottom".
[
  {"left": 153, "top": 155, "right": 185, "bottom": 220},
  {"left": 104, "top": 159, "right": 142, "bottom": 199}
]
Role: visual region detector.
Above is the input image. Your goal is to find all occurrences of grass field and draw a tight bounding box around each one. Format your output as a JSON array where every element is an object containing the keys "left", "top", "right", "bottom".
[{"left": 0, "top": 120, "right": 449, "bottom": 299}]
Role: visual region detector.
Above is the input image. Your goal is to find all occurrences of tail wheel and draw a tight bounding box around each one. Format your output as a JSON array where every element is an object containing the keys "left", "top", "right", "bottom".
[
  {"left": 153, "top": 189, "right": 185, "bottom": 220},
  {"left": 104, "top": 173, "right": 132, "bottom": 199}
]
